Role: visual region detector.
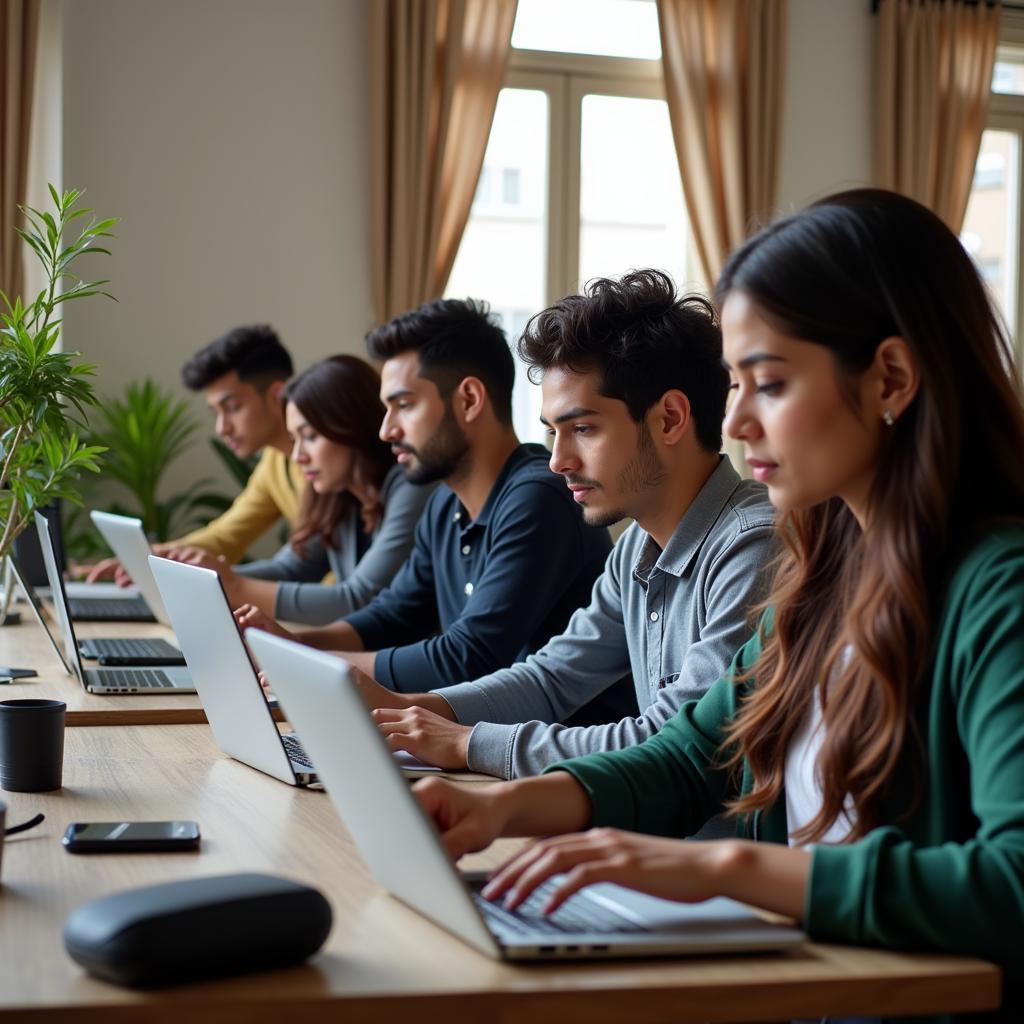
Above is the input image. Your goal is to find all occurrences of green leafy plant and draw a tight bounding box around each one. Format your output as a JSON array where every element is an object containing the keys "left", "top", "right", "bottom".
[
  {"left": 84, "top": 378, "right": 236, "bottom": 542},
  {"left": 0, "top": 186, "right": 112, "bottom": 565}
]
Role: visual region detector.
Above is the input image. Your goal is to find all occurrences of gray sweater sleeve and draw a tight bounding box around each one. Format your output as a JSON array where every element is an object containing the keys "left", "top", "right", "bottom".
[
  {"left": 458, "top": 520, "right": 775, "bottom": 779},
  {"left": 436, "top": 543, "right": 632, "bottom": 774},
  {"left": 234, "top": 537, "right": 328, "bottom": 582},
  {"left": 272, "top": 473, "right": 434, "bottom": 625}
]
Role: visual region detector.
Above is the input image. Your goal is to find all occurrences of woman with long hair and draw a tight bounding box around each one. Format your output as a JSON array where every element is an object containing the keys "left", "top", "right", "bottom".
[
  {"left": 408, "top": 190, "right": 1024, "bottom": 1011},
  {"left": 192, "top": 355, "right": 435, "bottom": 624}
]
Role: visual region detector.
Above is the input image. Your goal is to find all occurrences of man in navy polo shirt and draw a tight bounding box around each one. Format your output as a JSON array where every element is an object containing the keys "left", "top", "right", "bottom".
[{"left": 237, "top": 297, "right": 612, "bottom": 692}]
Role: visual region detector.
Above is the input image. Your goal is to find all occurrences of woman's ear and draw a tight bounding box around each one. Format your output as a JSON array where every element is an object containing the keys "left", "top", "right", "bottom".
[{"left": 872, "top": 336, "right": 919, "bottom": 423}]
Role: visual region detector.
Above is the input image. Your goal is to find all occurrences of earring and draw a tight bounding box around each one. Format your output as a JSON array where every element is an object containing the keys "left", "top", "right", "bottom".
[{"left": 882, "top": 409, "right": 895, "bottom": 426}]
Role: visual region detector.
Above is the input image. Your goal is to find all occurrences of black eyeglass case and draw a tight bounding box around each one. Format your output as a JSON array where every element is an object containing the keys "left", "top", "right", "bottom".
[{"left": 63, "top": 872, "right": 332, "bottom": 988}]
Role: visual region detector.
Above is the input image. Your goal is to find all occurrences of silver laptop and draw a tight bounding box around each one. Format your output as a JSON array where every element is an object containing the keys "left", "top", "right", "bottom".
[
  {"left": 148, "top": 556, "right": 316, "bottom": 786},
  {"left": 8, "top": 553, "right": 72, "bottom": 674},
  {"left": 247, "top": 629, "right": 807, "bottom": 962},
  {"left": 33, "top": 512, "right": 194, "bottom": 695},
  {"left": 18, "top": 528, "right": 182, "bottom": 667},
  {"left": 90, "top": 511, "right": 173, "bottom": 625},
  {"left": 148, "top": 557, "right": 442, "bottom": 788}
]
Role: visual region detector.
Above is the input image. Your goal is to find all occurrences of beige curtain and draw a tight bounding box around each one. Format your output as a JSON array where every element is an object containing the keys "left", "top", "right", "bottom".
[
  {"left": 656, "top": 0, "right": 786, "bottom": 285},
  {"left": 370, "top": 0, "right": 517, "bottom": 324},
  {"left": 0, "top": 0, "right": 39, "bottom": 302},
  {"left": 876, "top": 0, "right": 1001, "bottom": 231}
]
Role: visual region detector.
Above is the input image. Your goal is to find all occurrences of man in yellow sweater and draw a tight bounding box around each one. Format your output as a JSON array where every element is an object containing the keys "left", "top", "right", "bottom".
[
  {"left": 171, "top": 324, "right": 304, "bottom": 561},
  {"left": 88, "top": 325, "right": 304, "bottom": 580}
]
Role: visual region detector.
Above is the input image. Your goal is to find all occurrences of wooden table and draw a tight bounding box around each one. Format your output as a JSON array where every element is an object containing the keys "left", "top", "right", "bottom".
[
  {"left": 0, "top": 725, "right": 1001, "bottom": 1022},
  {"left": 0, "top": 609, "right": 207, "bottom": 726}
]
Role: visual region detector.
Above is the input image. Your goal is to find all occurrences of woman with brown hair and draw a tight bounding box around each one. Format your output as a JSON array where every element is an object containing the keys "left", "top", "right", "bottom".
[
  {"left": 190, "top": 355, "right": 435, "bottom": 624},
  {"left": 407, "top": 190, "right": 1024, "bottom": 1012}
]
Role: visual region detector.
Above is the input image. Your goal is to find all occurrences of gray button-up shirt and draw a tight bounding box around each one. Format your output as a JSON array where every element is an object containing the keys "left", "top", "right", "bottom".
[{"left": 436, "top": 456, "right": 776, "bottom": 779}]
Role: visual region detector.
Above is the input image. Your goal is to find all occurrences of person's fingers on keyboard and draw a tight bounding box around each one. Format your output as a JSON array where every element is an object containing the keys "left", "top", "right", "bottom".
[{"left": 85, "top": 557, "right": 120, "bottom": 583}]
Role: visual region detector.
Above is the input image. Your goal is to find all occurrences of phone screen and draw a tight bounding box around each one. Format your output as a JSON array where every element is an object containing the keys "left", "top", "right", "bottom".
[{"left": 66, "top": 821, "right": 199, "bottom": 842}]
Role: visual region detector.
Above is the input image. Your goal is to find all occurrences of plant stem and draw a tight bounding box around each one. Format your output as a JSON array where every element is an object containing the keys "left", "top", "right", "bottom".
[
  {"left": 0, "top": 502, "right": 27, "bottom": 563},
  {"left": 0, "top": 420, "right": 26, "bottom": 494}
]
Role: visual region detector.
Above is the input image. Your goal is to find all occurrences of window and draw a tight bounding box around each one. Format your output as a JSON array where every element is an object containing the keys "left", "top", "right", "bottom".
[
  {"left": 965, "top": 42, "right": 1024, "bottom": 359},
  {"left": 511, "top": 0, "right": 661, "bottom": 60},
  {"left": 446, "top": 1, "right": 699, "bottom": 441},
  {"left": 992, "top": 49, "right": 1024, "bottom": 96}
]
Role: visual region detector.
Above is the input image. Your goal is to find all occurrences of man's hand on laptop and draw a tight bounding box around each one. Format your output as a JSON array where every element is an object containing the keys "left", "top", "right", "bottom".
[
  {"left": 163, "top": 545, "right": 227, "bottom": 574},
  {"left": 164, "top": 546, "right": 249, "bottom": 605},
  {"left": 85, "top": 557, "right": 133, "bottom": 586},
  {"left": 234, "top": 604, "right": 293, "bottom": 640},
  {"left": 373, "top": 706, "right": 472, "bottom": 770}
]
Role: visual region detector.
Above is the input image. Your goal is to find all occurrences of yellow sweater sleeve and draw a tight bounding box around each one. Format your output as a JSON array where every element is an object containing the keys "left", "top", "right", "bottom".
[{"left": 171, "top": 448, "right": 304, "bottom": 562}]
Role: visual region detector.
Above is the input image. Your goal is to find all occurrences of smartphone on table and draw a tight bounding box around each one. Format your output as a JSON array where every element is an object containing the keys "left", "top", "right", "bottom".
[{"left": 62, "top": 820, "right": 201, "bottom": 853}]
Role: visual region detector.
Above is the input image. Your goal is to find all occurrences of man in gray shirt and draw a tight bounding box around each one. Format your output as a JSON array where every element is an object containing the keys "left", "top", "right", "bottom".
[{"left": 357, "top": 269, "right": 775, "bottom": 779}]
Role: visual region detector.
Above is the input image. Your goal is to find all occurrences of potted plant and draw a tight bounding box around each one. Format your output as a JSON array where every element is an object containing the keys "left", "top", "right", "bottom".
[{"left": 0, "top": 186, "right": 112, "bottom": 620}]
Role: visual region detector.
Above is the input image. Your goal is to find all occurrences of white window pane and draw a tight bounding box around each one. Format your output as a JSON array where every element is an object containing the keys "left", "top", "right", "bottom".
[
  {"left": 512, "top": 0, "right": 661, "bottom": 60},
  {"left": 962, "top": 129, "right": 1020, "bottom": 335},
  {"left": 446, "top": 89, "right": 549, "bottom": 442},
  {"left": 992, "top": 47, "right": 1024, "bottom": 95},
  {"left": 578, "top": 94, "right": 696, "bottom": 294}
]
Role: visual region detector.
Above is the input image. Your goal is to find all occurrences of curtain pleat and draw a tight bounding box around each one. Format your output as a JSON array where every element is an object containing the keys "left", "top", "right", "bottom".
[
  {"left": 370, "top": 0, "right": 517, "bottom": 324},
  {"left": 875, "top": 0, "right": 1000, "bottom": 231},
  {"left": 656, "top": 0, "right": 786, "bottom": 285},
  {"left": 0, "top": 0, "right": 40, "bottom": 302}
]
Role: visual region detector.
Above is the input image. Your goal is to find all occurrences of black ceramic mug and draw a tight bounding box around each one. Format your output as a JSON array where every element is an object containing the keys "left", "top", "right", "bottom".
[{"left": 0, "top": 699, "right": 66, "bottom": 791}]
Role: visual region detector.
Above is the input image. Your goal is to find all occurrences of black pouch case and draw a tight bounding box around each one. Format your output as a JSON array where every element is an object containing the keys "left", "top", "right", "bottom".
[{"left": 63, "top": 872, "right": 332, "bottom": 987}]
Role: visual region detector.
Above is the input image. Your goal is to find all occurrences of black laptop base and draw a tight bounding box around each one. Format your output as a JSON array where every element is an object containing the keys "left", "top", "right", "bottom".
[
  {"left": 67, "top": 596, "right": 156, "bottom": 623},
  {"left": 78, "top": 637, "right": 185, "bottom": 667}
]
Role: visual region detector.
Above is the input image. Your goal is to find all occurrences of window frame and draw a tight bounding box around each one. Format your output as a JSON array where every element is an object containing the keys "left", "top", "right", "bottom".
[
  {"left": 506, "top": 47, "right": 669, "bottom": 307},
  {"left": 984, "top": 87, "right": 1024, "bottom": 363},
  {"left": 991, "top": 16, "right": 1024, "bottom": 363}
]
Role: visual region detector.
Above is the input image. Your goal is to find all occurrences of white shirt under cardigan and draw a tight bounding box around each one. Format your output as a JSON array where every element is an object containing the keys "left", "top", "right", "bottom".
[
  {"left": 786, "top": 697, "right": 877, "bottom": 1024},
  {"left": 785, "top": 689, "right": 857, "bottom": 846}
]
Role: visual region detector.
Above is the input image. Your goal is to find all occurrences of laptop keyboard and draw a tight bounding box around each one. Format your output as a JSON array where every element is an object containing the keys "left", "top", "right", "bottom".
[
  {"left": 90, "top": 668, "right": 176, "bottom": 689},
  {"left": 281, "top": 733, "right": 315, "bottom": 770},
  {"left": 68, "top": 596, "right": 155, "bottom": 621},
  {"left": 474, "top": 880, "right": 647, "bottom": 937},
  {"left": 82, "top": 638, "right": 181, "bottom": 659}
]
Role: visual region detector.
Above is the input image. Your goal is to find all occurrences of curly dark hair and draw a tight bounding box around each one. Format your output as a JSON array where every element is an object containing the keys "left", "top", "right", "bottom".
[{"left": 517, "top": 269, "right": 727, "bottom": 452}]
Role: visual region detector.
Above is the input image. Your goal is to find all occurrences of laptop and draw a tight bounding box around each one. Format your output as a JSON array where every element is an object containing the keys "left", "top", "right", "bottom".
[
  {"left": 34, "top": 509, "right": 154, "bottom": 623},
  {"left": 148, "top": 556, "right": 441, "bottom": 788},
  {"left": 147, "top": 556, "right": 318, "bottom": 786},
  {"left": 14, "top": 543, "right": 183, "bottom": 667},
  {"left": 8, "top": 553, "right": 73, "bottom": 674},
  {"left": 33, "top": 512, "right": 194, "bottom": 695},
  {"left": 246, "top": 629, "right": 807, "bottom": 962},
  {"left": 30, "top": 513, "right": 184, "bottom": 666},
  {"left": 89, "top": 511, "right": 175, "bottom": 625}
]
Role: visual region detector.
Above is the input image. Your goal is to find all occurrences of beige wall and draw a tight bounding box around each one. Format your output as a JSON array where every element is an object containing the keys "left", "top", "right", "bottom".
[
  {"left": 778, "top": 0, "right": 875, "bottom": 211},
  {"left": 60, "top": 0, "right": 373, "bottom": 515},
  {"left": 55, "top": 0, "right": 875, "bottom": 535}
]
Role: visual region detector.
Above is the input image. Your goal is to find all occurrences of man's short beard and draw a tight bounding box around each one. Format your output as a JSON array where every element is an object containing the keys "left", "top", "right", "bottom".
[
  {"left": 403, "top": 404, "right": 471, "bottom": 485},
  {"left": 582, "top": 422, "right": 665, "bottom": 529}
]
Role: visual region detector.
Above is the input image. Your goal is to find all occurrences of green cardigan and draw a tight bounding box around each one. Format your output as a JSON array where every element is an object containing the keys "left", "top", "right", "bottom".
[{"left": 553, "top": 527, "right": 1024, "bottom": 1021}]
